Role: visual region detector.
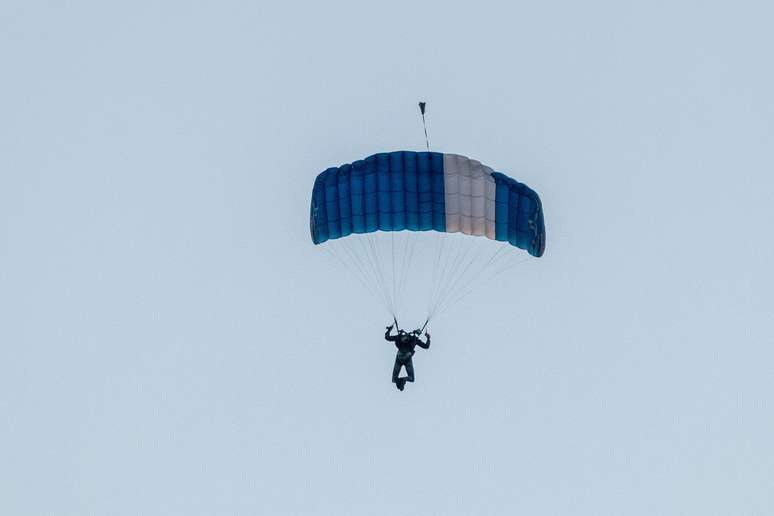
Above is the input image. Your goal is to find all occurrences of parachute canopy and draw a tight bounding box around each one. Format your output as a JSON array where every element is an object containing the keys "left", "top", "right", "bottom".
[{"left": 310, "top": 151, "right": 546, "bottom": 257}]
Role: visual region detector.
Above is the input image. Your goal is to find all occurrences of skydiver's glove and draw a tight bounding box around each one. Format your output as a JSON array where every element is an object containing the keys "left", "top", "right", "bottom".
[
  {"left": 386, "top": 324, "right": 394, "bottom": 331},
  {"left": 425, "top": 332, "right": 430, "bottom": 338}
]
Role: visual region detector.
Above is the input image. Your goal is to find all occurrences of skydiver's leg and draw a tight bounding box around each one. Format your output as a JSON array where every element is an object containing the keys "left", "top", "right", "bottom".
[
  {"left": 392, "top": 357, "right": 402, "bottom": 384},
  {"left": 404, "top": 358, "right": 415, "bottom": 383}
]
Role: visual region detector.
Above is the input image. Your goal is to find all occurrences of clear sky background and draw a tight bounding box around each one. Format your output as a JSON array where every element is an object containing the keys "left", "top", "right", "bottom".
[{"left": 2, "top": 1, "right": 773, "bottom": 515}]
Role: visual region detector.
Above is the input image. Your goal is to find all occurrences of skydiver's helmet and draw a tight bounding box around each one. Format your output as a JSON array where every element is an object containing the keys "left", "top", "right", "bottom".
[{"left": 412, "top": 330, "right": 421, "bottom": 336}]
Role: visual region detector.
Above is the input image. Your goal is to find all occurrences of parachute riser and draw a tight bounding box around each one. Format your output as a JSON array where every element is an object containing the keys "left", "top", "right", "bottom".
[
  {"left": 392, "top": 315, "right": 428, "bottom": 335},
  {"left": 418, "top": 101, "right": 429, "bottom": 152}
]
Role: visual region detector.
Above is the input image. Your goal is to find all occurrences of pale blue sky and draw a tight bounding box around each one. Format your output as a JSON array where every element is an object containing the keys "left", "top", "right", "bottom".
[{"left": 2, "top": 1, "right": 773, "bottom": 515}]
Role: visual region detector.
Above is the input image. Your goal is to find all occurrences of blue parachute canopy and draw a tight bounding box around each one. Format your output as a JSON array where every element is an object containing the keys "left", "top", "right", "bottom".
[{"left": 310, "top": 151, "right": 545, "bottom": 257}]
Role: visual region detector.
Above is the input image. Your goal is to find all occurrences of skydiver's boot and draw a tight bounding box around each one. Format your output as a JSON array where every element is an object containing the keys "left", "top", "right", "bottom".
[{"left": 397, "top": 378, "right": 406, "bottom": 391}]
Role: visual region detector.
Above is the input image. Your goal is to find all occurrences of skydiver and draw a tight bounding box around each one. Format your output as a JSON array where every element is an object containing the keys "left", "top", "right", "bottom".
[{"left": 384, "top": 324, "right": 430, "bottom": 391}]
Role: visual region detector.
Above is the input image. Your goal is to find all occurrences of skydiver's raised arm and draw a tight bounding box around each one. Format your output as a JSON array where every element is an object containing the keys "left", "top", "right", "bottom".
[
  {"left": 417, "top": 332, "right": 430, "bottom": 349},
  {"left": 385, "top": 324, "right": 398, "bottom": 342}
]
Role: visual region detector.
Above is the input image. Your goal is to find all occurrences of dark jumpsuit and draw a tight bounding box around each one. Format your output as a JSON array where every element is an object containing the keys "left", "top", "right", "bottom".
[{"left": 385, "top": 327, "right": 430, "bottom": 383}]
